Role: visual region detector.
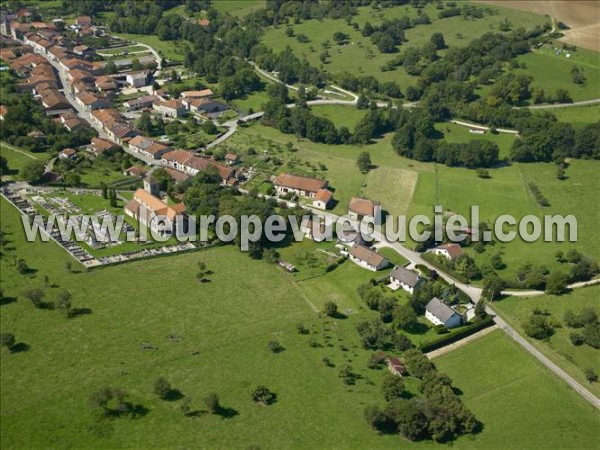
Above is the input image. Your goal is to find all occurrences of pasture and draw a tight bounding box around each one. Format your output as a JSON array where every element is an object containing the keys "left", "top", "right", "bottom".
[
  {"left": 493, "top": 285, "right": 600, "bottom": 398},
  {"left": 434, "top": 122, "right": 518, "bottom": 159},
  {"left": 262, "top": 2, "right": 548, "bottom": 85},
  {"left": 512, "top": 45, "right": 600, "bottom": 102},
  {"left": 0, "top": 142, "right": 47, "bottom": 179},
  {"left": 436, "top": 330, "right": 600, "bottom": 450},
  {"left": 310, "top": 105, "right": 367, "bottom": 129},
  {"left": 113, "top": 33, "right": 187, "bottom": 62},
  {"left": 212, "top": 0, "right": 265, "bottom": 17},
  {"left": 543, "top": 104, "right": 600, "bottom": 128},
  {"left": 2, "top": 192, "right": 598, "bottom": 448}
]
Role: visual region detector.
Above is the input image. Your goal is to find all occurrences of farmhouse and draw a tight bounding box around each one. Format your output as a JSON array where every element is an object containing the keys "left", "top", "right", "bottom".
[
  {"left": 386, "top": 357, "right": 408, "bottom": 377},
  {"left": 312, "top": 188, "right": 333, "bottom": 210},
  {"left": 348, "top": 197, "right": 382, "bottom": 225},
  {"left": 125, "top": 70, "right": 149, "bottom": 88},
  {"left": 123, "top": 95, "right": 159, "bottom": 111},
  {"left": 183, "top": 97, "right": 228, "bottom": 116},
  {"left": 91, "top": 137, "right": 119, "bottom": 156},
  {"left": 161, "top": 150, "right": 235, "bottom": 184},
  {"left": 124, "top": 188, "right": 186, "bottom": 236},
  {"left": 58, "top": 148, "right": 76, "bottom": 160},
  {"left": 425, "top": 297, "right": 462, "bottom": 329},
  {"left": 348, "top": 244, "right": 389, "bottom": 271},
  {"left": 433, "top": 243, "right": 464, "bottom": 260},
  {"left": 273, "top": 173, "right": 328, "bottom": 198},
  {"left": 153, "top": 99, "right": 187, "bottom": 118},
  {"left": 128, "top": 135, "right": 171, "bottom": 160},
  {"left": 388, "top": 266, "right": 421, "bottom": 294}
]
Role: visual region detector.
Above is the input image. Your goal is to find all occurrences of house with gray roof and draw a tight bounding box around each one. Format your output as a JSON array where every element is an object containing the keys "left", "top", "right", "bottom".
[
  {"left": 425, "top": 297, "right": 462, "bottom": 328},
  {"left": 389, "top": 266, "right": 421, "bottom": 294}
]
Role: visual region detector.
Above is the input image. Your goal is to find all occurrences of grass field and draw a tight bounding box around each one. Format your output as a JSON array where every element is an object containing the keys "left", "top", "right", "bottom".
[
  {"left": 310, "top": 105, "right": 367, "bottom": 129},
  {"left": 493, "top": 285, "right": 600, "bottom": 398},
  {"left": 262, "top": 2, "right": 548, "bottom": 85},
  {"left": 2, "top": 185, "right": 599, "bottom": 448},
  {"left": 0, "top": 142, "right": 50, "bottom": 179},
  {"left": 436, "top": 330, "right": 600, "bottom": 450},
  {"left": 113, "top": 33, "right": 188, "bottom": 62},
  {"left": 212, "top": 0, "right": 265, "bottom": 17},
  {"left": 360, "top": 166, "right": 418, "bottom": 217},
  {"left": 434, "top": 122, "right": 518, "bottom": 159},
  {"left": 512, "top": 45, "right": 600, "bottom": 102},
  {"left": 543, "top": 104, "right": 600, "bottom": 128}
]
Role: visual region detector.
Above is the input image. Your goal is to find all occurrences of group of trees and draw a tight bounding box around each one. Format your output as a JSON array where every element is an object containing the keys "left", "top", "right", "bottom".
[
  {"left": 564, "top": 308, "right": 600, "bottom": 350},
  {"left": 365, "top": 349, "right": 480, "bottom": 442}
]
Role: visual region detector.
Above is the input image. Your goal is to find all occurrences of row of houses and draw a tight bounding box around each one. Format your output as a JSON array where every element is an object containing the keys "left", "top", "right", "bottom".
[
  {"left": 161, "top": 150, "right": 237, "bottom": 185},
  {"left": 122, "top": 89, "right": 228, "bottom": 119}
]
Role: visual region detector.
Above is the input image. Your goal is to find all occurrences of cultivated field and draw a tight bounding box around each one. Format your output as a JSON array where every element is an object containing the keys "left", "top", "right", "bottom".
[
  {"left": 493, "top": 285, "right": 600, "bottom": 398},
  {"left": 360, "top": 166, "right": 418, "bottom": 217},
  {"left": 436, "top": 330, "right": 600, "bottom": 450},
  {"left": 475, "top": 0, "right": 600, "bottom": 51}
]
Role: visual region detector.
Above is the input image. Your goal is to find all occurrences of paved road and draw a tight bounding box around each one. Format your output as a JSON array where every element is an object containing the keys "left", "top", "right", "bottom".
[
  {"left": 491, "top": 309, "right": 600, "bottom": 410},
  {"left": 450, "top": 119, "right": 519, "bottom": 135},
  {"left": 502, "top": 277, "right": 600, "bottom": 297},
  {"left": 521, "top": 98, "right": 600, "bottom": 110}
]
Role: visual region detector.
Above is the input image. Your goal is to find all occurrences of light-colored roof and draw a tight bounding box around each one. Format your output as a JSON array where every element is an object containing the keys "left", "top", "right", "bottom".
[
  {"left": 426, "top": 297, "right": 459, "bottom": 323},
  {"left": 349, "top": 197, "right": 379, "bottom": 217},
  {"left": 390, "top": 266, "right": 420, "bottom": 288},
  {"left": 273, "top": 173, "right": 327, "bottom": 193}
]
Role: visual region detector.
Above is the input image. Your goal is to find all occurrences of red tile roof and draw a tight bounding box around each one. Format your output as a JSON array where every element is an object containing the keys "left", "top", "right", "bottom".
[{"left": 273, "top": 173, "right": 327, "bottom": 194}]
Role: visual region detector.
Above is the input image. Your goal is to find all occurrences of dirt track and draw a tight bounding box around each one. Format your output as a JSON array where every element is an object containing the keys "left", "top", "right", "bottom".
[{"left": 475, "top": 0, "right": 600, "bottom": 51}]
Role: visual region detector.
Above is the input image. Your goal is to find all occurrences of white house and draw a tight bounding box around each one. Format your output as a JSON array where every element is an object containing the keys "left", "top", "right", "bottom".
[
  {"left": 273, "top": 173, "right": 328, "bottom": 198},
  {"left": 348, "top": 244, "right": 389, "bottom": 271},
  {"left": 433, "top": 243, "right": 464, "bottom": 260},
  {"left": 348, "top": 197, "right": 382, "bottom": 225},
  {"left": 388, "top": 266, "right": 421, "bottom": 294},
  {"left": 125, "top": 70, "right": 149, "bottom": 88},
  {"left": 425, "top": 297, "right": 462, "bottom": 328},
  {"left": 312, "top": 188, "right": 333, "bottom": 210}
]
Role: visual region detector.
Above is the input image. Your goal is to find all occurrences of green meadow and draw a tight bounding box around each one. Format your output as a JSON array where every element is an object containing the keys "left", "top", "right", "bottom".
[
  {"left": 262, "top": 2, "right": 548, "bottom": 85},
  {"left": 218, "top": 121, "right": 599, "bottom": 282},
  {"left": 513, "top": 46, "right": 600, "bottom": 102},
  {"left": 2, "top": 196, "right": 599, "bottom": 449},
  {"left": 436, "top": 330, "right": 600, "bottom": 450},
  {"left": 542, "top": 104, "right": 600, "bottom": 128},
  {"left": 493, "top": 285, "right": 600, "bottom": 398}
]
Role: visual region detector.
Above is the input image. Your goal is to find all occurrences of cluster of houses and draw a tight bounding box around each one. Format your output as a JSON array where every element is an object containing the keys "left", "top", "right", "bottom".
[{"left": 122, "top": 88, "right": 229, "bottom": 120}]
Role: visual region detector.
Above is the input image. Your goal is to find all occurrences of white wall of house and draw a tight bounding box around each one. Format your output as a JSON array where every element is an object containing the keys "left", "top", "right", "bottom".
[{"left": 433, "top": 248, "right": 451, "bottom": 259}]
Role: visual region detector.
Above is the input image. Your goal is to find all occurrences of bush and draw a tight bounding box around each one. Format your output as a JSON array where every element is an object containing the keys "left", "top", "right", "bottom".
[
  {"left": 522, "top": 314, "right": 554, "bottom": 340},
  {"left": 419, "top": 316, "right": 495, "bottom": 353},
  {"left": 584, "top": 368, "right": 598, "bottom": 383},
  {"left": 569, "top": 331, "right": 584, "bottom": 346},
  {"left": 250, "top": 385, "right": 276, "bottom": 405}
]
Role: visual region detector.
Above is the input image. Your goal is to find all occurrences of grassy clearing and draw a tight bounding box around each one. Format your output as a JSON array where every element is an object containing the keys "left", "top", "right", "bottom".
[
  {"left": 542, "top": 104, "right": 600, "bottom": 128},
  {"left": 310, "top": 105, "right": 367, "bottom": 129},
  {"left": 513, "top": 46, "right": 600, "bottom": 102},
  {"left": 0, "top": 143, "right": 45, "bottom": 178},
  {"left": 493, "top": 285, "right": 600, "bottom": 398},
  {"left": 0, "top": 197, "right": 393, "bottom": 449},
  {"left": 97, "top": 45, "right": 148, "bottom": 55},
  {"left": 113, "top": 33, "right": 187, "bottom": 62},
  {"left": 212, "top": 0, "right": 265, "bottom": 17},
  {"left": 407, "top": 159, "right": 600, "bottom": 281},
  {"left": 377, "top": 247, "right": 409, "bottom": 267},
  {"left": 361, "top": 166, "right": 417, "bottom": 217},
  {"left": 262, "top": 2, "right": 548, "bottom": 84},
  {"left": 436, "top": 330, "right": 600, "bottom": 450},
  {"left": 434, "top": 122, "right": 518, "bottom": 159}
]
